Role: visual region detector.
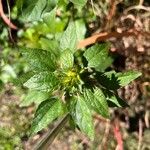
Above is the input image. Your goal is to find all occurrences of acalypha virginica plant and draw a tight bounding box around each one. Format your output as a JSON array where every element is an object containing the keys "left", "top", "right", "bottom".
[{"left": 20, "top": 22, "right": 141, "bottom": 141}]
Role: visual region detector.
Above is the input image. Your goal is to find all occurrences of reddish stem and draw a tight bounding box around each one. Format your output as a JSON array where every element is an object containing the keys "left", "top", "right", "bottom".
[
  {"left": 0, "top": 0, "right": 18, "bottom": 29},
  {"left": 113, "top": 122, "right": 123, "bottom": 150}
]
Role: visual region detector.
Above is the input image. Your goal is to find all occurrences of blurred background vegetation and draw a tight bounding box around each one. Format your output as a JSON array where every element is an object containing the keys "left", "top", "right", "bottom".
[{"left": 0, "top": 0, "right": 150, "bottom": 149}]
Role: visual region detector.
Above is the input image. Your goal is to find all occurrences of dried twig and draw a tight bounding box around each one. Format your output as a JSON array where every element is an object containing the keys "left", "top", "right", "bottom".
[
  {"left": 77, "top": 29, "right": 150, "bottom": 49},
  {"left": 94, "top": 114, "right": 110, "bottom": 123},
  {"left": 100, "top": 121, "right": 111, "bottom": 150},
  {"left": 105, "top": 0, "right": 117, "bottom": 30},
  {"left": 76, "top": 129, "right": 90, "bottom": 147},
  {"left": 137, "top": 119, "right": 143, "bottom": 150},
  {"left": 139, "top": 0, "right": 144, "bottom": 6},
  {"left": 0, "top": 0, "right": 18, "bottom": 29},
  {"left": 107, "top": 0, "right": 116, "bottom": 21},
  {"left": 90, "top": 0, "right": 96, "bottom": 16},
  {"left": 6, "top": 0, "right": 15, "bottom": 43},
  {"left": 144, "top": 110, "right": 150, "bottom": 128},
  {"left": 94, "top": 115, "right": 110, "bottom": 150},
  {"left": 124, "top": 5, "right": 150, "bottom": 14}
]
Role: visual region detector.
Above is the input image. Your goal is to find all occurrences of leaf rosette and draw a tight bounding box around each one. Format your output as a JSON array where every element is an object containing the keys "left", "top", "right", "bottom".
[{"left": 20, "top": 21, "right": 141, "bottom": 140}]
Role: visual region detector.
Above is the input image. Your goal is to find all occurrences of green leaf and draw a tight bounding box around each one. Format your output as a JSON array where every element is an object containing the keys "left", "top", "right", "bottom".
[
  {"left": 70, "top": 0, "right": 87, "bottom": 7},
  {"left": 75, "top": 20, "right": 86, "bottom": 41},
  {"left": 42, "top": 8, "right": 56, "bottom": 32},
  {"left": 21, "top": 47, "right": 57, "bottom": 72},
  {"left": 60, "top": 22, "right": 78, "bottom": 51},
  {"left": 70, "top": 96, "right": 94, "bottom": 140},
  {"left": 21, "top": 0, "right": 47, "bottom": 22},
  {"left": 96, "top": 70, "right": 142, "bottom": 90},
  {"left": 84, "top": 44, "right": 113, "bottom": 72},
  {"left": 102, "top": 89, "right": 129, "bottom": 107},
  {"left": 0, "top": 79, "right": 4, "bottom": 92},
  {"left": 30, "top": 98, "right": 64, "bottom": 134},
  {"left": 42, "top": 0, "right": 58, "bottom": 14},
  {"left": 95, "top": 71, "right": 120, "bottom": 90},
  {"left": 74, "top": 50, "right": 87, "bottom": 68},
  {"left": 23, "top": 72, "right": 59, "bottom": 92},
  {"left": 16, "top": 0, "right": 24, "bottom": 11},
  {"left": 39, "top": 38, "right": 59, "bottom": 56},
  {"left": 21, "top": 0, "right": 58, "bottom": 22},
  {"left": 117, "top": 71, "right": 142, "bottom": 87},
  {"left": 83, "top": 88, "right": 109, "bottom": 118},
  {"left": 13, "top": 72, "right": 35, "bottom": 86},
  {"left": 20, "top": 90, "right": 50, "bottom": 107},
  {"left": 59, "top": 49, "right": 74, "bottom": 70}
]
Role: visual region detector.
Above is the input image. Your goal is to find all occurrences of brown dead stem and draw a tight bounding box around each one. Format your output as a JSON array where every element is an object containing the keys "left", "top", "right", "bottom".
[
  {"left": 105, "top": 0, "right": 117, "bottom": 30},
  {"left": 93, "top": 115, "right": 110, "bottom": 124},
  {"left": 124, "top": 0, "right": 150, "bottom": 14},
  {"left": 137, "top": 119, "right": 143, "bottom": 150},
  {"left": 77, "top": 29, "right": 150, "bottom": 49},
  {"left": 100, "top": 121, "right": 111, "bottom": 150}
]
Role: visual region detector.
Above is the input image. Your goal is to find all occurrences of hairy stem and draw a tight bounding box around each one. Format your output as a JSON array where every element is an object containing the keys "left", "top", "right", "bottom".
[{"left": 33, "top": 114, "right": 70, "bottom": 150}]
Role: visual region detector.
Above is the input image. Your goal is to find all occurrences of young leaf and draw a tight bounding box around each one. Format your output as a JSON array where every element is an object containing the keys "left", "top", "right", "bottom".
[
  {"left": 95, "top": 71, "right": 120, "bottom": 90},
  {"left": 75, "top": 20, "right": 86, "bottom": 41},
  {"left": 83, "top": 44, "right": 113, "bottom": 72},
  {"left": 117, "top": 71, "right": 142, "bottom": 87},
  {"left": 42, "top": 8, "right": 56, "bottom": 32},
  {"left": 21, "top": 47, "right": 57, "bottom": 72},
  {"left": 30, "top": 98, "right": 64, "bottom": 134},
  {"left": 13, "top": 71, "right": 35, "bottom": 86},
  {"left": 21, "top": 0, "right": 58, "bottom": 22},
  {"left": 83, "top": 88, "right": 109, "bottom": 118},
  {"left": 20, "top": 90, "right": 50, "bottom": 107},
  {"left": 96, "top": 70, "right": 142, "bottom": 90},
  {"left": 43, "top": 0, "right": 58, "bottom": 12},
  {"left": 21, "top": 0, "right": 47, "bottom": 22},
  {"left": 70, "top": 96, "right": 95, "bottom": 140},
  {"left": 23, "top": 72, "right": 59, "bottom": 92},
  {"left": 60, "top": 22, "right": 78, "bottom": 51},
  {"left": 59, "top": 49, "right": 74, "bottom": 70},
  {"left": 39, "top": 38, "right": 59, "bottom": 56},
  {"left": 70, "top": 0, "right": 87, "bottom": 7},
  {"left": 102, "top": 89, "right": 129, "bottom": 107}
]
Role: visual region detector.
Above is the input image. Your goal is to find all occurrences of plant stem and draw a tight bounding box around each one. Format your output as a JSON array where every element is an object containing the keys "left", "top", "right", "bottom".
[{"left": 33, "top": 114, "right": 70, "bottom": 150}]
